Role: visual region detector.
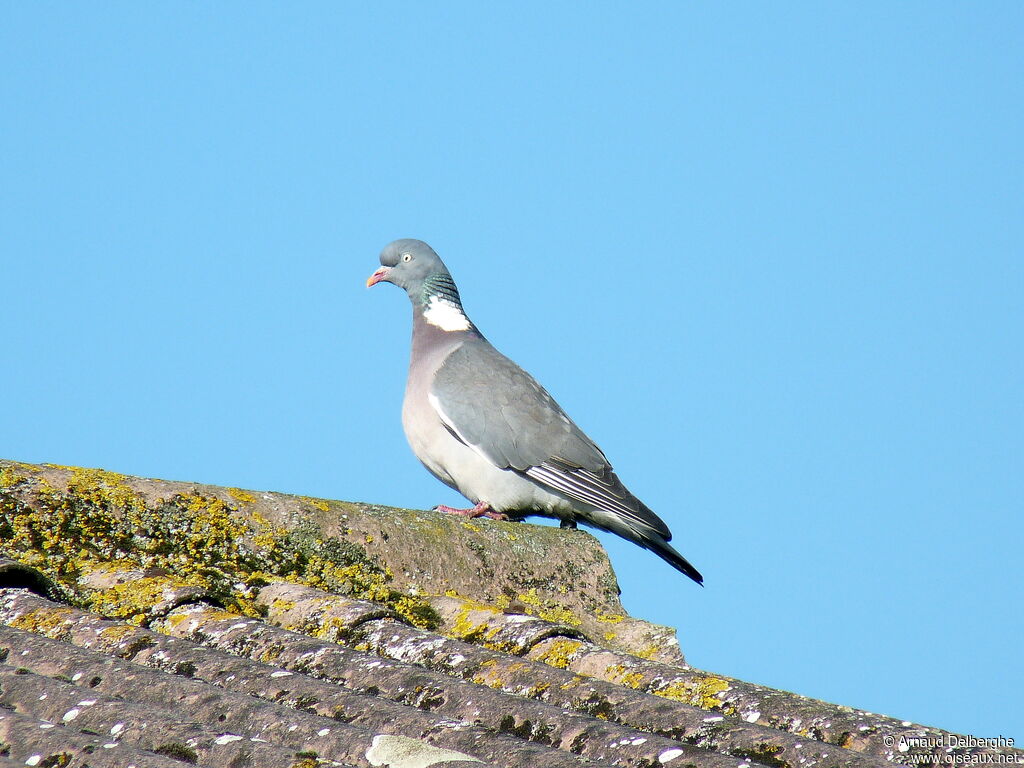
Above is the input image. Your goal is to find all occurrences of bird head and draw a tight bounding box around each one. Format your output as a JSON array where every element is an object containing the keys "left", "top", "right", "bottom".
[
  {"left": 368, "top": 239, "right": 473, "bottom": 332},
  {"left": 367, "top": 239, "right": 450, "bottom": 295}
]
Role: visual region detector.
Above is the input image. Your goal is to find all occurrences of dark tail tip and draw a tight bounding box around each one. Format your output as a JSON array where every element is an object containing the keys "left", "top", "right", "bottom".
[
  {"left": 680, "top": 560, "right": 704, "bottom": 586},
  {"left": 652, "top": 538, "right": 704, "bottom": 586}
]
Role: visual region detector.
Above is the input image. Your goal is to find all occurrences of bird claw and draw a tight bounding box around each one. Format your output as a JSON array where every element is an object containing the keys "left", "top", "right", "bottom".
[{"left": 434, "top": 501, "right": 508, "bottom": 521}]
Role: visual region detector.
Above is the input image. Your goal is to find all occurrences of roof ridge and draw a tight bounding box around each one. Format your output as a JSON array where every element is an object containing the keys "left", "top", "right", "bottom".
[{"left": 0, "top": 458, "right": 660, "bottom": 657}]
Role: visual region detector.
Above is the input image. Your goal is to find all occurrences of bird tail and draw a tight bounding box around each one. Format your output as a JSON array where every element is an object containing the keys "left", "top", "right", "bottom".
[{"left": 644, "top": 536, "right": 704, "bottom": 586}]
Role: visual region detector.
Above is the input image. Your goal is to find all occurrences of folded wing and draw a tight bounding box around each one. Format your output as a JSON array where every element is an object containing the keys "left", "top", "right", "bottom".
[{"left": 430, "top": 340, "right": 672, "bottom": 540}]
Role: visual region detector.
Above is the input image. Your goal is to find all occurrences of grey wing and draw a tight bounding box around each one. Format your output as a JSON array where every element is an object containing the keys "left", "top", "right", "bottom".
[
  {"left": 430, "top": 340, "right": 604, "bottom": 470},
  {"left": 430, "top": 340, "right": 671, "bottom": 539}
]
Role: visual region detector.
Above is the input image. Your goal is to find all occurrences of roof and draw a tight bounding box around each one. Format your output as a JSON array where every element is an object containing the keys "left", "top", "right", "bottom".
[{"left": 0, "top": 458, "right": 1020, "bottom": 768}]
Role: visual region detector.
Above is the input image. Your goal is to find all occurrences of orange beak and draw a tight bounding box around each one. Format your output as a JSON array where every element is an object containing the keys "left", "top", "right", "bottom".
[{"left": 366, "top": 267, "right": 389, "bottom": 287}]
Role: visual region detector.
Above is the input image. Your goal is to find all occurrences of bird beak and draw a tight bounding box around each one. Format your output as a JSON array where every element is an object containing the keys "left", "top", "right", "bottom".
[{"left": 366, "top": 267, "right": 390, "bottom": 287}]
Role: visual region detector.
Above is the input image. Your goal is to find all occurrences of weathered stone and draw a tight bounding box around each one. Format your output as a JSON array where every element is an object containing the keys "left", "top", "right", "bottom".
[
  {"left": 0, "top": 663, "right": 353, "bottom": 768},
  {"left": 77, "top": 561, "right": 216, "bottom": 621},
  {"left": 425, "top": 594, "right": 586, "bottom": 654},
  {"left": 0, "top": 707, "right": 191, "bottom": 768},
  {"left": 0, "top": 624, "right": 572, "bottom": 768},
  {"left": 0, "top": 590, "right": 599, "bottom": 768},
  {"left": 154, "top": 601, "right": 840, "bottom": 768},
  {"left": 346, "top": 613, "right": 901, "bottom": 768},
  {"left": 257, "top": 581, "right": 403, "bottom": 641},
  {"left": 0, "top": 458, "right": 669, "bottom": 655}
]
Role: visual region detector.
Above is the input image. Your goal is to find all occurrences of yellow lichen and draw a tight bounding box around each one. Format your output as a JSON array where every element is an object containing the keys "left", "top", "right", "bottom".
[
  {"left": 530, "top": 638, "right": 583, "bottom": 670},
  {"left": 162, "top": 612, "right": 195, "bottom": 630},
  {"left": 605, "top": 663, "right": 646, "bottom": 689},
  {"left": 88, "top": 574, "right": 192, "bottom": 622},
  {"left": 9, "top": 607, "right": 76, "bottom": 638},
  {"left": 621, "top": 671, "right": 645, "bottom": 688},
  {"left": 634, "top": 644, "right": 661, "bottom": 660},
  {"left": 0, "top": 466, "right": 28, "bottom": 488},
  {"left": 602, "top": 663, "right": 643, "bottom": 688},
  {"left": 515, "top": 589, "right": 583, "bottom": 627},
  {"left": 98, "top": 623, "right": 147, "bottom": 643},
  {"left": 313, "top": 616, "right": 348, "bottom": 641},
  {"left": 259, "top": 645, "right": 283, "bottom": 663},
  {"left": 449, "top": 604, "right": 490, "bottom": 643},
  {"left": 559, "top": 675, "right": 584, "bottom": 690},
  {"left": 228, "top": 487, "right": 257, "bottom": 504},
  {"left": 655, "top": 675, "right": 731, "bottom": 709},
  {"left": 299, "top": 496, "right": 330, "bottom": 513},
  {"left": 270, "top": 597, "right": 297, "bottom": 613},
  {"left": 67, "top": 467, "right": 143, "bottom": 510},
  {"left": 527, "top": 680, "right": 550, "bottom": 697},
  {"left": 185, "top": 607, "right": 245, "bottom": 623}
]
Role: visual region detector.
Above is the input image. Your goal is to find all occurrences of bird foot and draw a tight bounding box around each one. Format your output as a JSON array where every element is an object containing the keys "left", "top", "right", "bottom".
[{"left": 434, "top": 501, "right": 508, "bottom": 521}]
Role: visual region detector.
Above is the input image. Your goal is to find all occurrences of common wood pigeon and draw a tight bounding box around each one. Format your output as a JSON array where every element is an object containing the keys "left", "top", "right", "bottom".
[{"left": 368, "top": 239, "right": 703, "bottom": 585}]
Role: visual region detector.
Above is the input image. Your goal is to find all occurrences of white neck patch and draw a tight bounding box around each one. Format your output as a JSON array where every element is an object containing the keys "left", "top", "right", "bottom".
[{"left": 423, "top": 295, "right": 471, "bottom": 332}]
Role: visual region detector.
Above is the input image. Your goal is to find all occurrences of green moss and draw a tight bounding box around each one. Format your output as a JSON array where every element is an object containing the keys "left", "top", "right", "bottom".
[
  {"left": 154, "top": 743, "right": 199, "bottom": 764},
  {"left": 34, "top": 753, "right": 72, "bottom": 768},
  {"left": 729, "top": 742, "right": 789, "bottom": 768},
  {"left": 0, "top": 464, "right": 438, "bottom": 629}
]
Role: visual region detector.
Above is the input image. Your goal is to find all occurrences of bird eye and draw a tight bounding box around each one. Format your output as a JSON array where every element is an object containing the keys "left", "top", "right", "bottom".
[{"left": 402, "top": 253, "right": 412, "bottom": 262}]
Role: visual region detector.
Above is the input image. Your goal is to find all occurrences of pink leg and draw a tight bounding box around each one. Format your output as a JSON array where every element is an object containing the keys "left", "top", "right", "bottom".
[{"left": 434, "top": 500, "right": 508, "bottom": 521}]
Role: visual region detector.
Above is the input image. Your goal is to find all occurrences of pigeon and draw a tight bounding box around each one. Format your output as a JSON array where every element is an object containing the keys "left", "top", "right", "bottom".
[{"left": 367, "top": 239, "right": 703, "bottom": 585}]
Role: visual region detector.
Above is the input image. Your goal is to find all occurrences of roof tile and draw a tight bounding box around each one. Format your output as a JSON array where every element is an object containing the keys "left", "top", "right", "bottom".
[
  {"left": 0, "top": 589, "right": 589, "bottom": 768},
  {"left": 2, "top": 459, "right": 1022, "bottom": 768},
  {"left": 0, "top": 706, "right": 196, "bottom": 768}
]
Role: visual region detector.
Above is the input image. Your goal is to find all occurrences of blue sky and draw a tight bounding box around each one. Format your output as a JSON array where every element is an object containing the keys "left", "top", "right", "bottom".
[{"left": 3, "top": 2, "right": 1021, "bottom": 740}]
